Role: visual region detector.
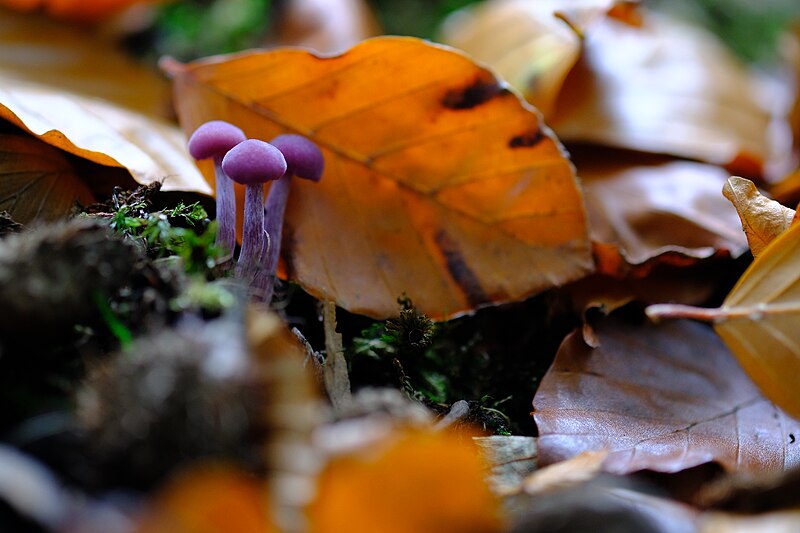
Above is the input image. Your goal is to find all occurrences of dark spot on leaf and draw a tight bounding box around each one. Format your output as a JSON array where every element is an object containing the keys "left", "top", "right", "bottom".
[
  {"left": 435, "top": 230, "right": 487, "bottom": 307},
  {"left": 509, "top": 130, "right": 545, "bottom": 149},
  {"left": 442, "top": 76, "right": 510, "bottom": 110},
  {"left": 791, "top": 433, "right": 796, "bottom": 444}
]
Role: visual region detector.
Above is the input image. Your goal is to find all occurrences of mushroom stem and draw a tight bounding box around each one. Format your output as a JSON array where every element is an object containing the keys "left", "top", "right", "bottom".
[
  {"left": 213, "top": 157, "right": 236, "bottom": 257},
  {"left": 236, "top": 183, "right": 266, "bottom": 280},
  {"left": 260, "top": 173, "right": 291, "bottom": 302},
  {"left": 187, "top": 120, "right": 246, "bottom": 264}
]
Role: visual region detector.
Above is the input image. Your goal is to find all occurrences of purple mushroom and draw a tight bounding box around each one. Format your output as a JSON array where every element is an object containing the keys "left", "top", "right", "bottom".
[
  {"left": 222, "top": 139, "right": 287, "bottom": 281},
  {"left": 187, "top": 121, "right": 246, "bottom": 258},
  {"left": 261, "top": 134, "right": 324, "bottom": 302}
]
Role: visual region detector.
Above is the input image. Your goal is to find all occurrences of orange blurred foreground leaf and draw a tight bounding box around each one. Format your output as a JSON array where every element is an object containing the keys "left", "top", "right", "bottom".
[
  {"left": 0, "top": 0, "right": 162, "bottom": 22},
  {"left": 308, "top": 430, "right": 504, "bottom": 533},
  {"left": 166, "top": 37, "right": 592, "bottom": 319},
  {"left": 136, "top": 466, "right": 277, "bottom": 533}
]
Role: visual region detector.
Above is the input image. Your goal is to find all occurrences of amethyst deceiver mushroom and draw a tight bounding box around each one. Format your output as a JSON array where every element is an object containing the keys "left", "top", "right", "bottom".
[
  {"left": 187, "top": 121, "right": 246, "bottom": 257},
  {"left": 261, "top": 134, "right": 324, "bottom": 302},
  {"left": 221, "top": 139, "right": 287, "bottom": 280}
]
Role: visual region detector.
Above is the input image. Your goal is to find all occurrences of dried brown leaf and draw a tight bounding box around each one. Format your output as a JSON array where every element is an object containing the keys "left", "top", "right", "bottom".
[
  {"left": 551, "top": 11, "right": 776, "bottom": 176},
  {"left": 439, "top": 0, "right": 617, "bottom": 117},
  {"left": 534, "top": 316, "right": 800, "bottom": 475},
  {"left": 700, "top": 511, "right": 800, "bottom": 533},
  {"left": 473, "top": 435, "right": 537, "bottom": 495},
  {"left": 0, "top": 77, "right": 209, "bottom": 195},
  {"left": 0, "top": 133, "right": 94, "bottom": 223},
  {"left": 712, "top": 221, "right": 800, "bottom": 420},
  {"left": 579, "top": 153, "right": 748, "bottom": 277},
  {"left": 722, "top": 176, "right": 794, "bottom": 257},
  {"left": 0, "top": 8, "right": 169, "bottom": 117},
  {"left": 519, "top": 450, "right": 607, "bottom": 496},
  {"left": 272, "top": 0, "right": 381, "bottom": 54}
]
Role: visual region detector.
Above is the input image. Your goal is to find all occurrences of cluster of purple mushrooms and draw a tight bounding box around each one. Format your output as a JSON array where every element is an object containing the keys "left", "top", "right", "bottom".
[{"left": 187, "top": 120, "right": 324, "bottom": 302}]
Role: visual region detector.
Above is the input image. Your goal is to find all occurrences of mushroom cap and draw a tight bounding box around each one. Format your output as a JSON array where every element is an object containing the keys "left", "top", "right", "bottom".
[
  {"left": 188, "top": 121, "right": 246, "bottom": 160},
  {"left": 222, "top": 139, "right": 287, "bottom": 185},
  {"left": 270, "top": 134, "right": 324, "bottom": 182}
]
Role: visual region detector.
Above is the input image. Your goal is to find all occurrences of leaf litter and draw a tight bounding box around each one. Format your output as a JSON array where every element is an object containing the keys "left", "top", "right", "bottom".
[{"left": 3, "top": 0, "right": 800, "bottom": 532}]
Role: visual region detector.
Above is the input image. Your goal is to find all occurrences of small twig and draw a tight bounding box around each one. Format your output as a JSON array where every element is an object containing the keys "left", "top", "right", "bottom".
[
  {"left": 646, "top": 303, "right": 721, "bottom": 323},
  {"left": 322, "top": 301, "right": 352, "bottom": 411},
  {"left": 434, "top": 400, "right": 471, "bottom": 431}
]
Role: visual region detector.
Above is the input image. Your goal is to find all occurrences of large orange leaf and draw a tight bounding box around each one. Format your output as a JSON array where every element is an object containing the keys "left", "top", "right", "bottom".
[
  {"left": 534, "top": 316, "right": 800, "bottom": 475},
  {"left": 0, "top": 132, "right": 94, "bottom": 223},
  {"left": 166, "top": 37, "right": 593, "bottom": 319}
]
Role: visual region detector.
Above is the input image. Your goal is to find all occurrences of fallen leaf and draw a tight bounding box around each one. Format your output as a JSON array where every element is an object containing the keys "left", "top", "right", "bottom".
[
  {"left": 136, "top": 466, "right": 277, "bottom": 533},
  {"left": 439, "top": 0, "right": 616, "bottom": 117},
  {"left": 534, "top": 316, "right": 800, "bottom": 475},
  {"left": 166, "top": 37, "right": 592, "bottom": 319},
  {"left": 442, "top": 2, "right": 776, "bottom": 176},
  {"left": 722, "top": 176, "right": 794, "bottom": 257},
  {"left": 308, "top": 429, "right": 504, "bottom": 533},
  {"left": 0, "top": 132, "right": 94, "bottom": 223},
  {"left": 567, "top": 266, "right": 728, "bottom": 347},
  {"left": 786, "top": 25, "right": 800, "bottom": 155},
  {"left": 711, "top": 221, "right": 800, "bottom": 420},
  {"left": 519, "top": 450, "right": 607, "bottom": 496},
  {"left": 550, "top": 10, "right": 777, "bottom": 177},
  {"left": 646, "top": 217, "right": 800, "bottom": 420},
  {"left": 0, "top": 0, "right": 161, "bottom": 22},
  {"left": 578, "top": 152, "right": 748, "bottom": 277},
  {"left": 473, "top": 435, "right": 537, "bottom": 495},
  {"left": 271, "top": 0, "right": 381, "bottom": 54},
  {"left": 322, "top": 301, "right": 352, "bottom": 411},
  {"left": 0, "top": 7, "right": 169, "bottom": 117},
  {"left": 0, "top": 77, "right": 209, "bottom": 195},
  {"left": 696, "top": 464, "right": 800, "bottom": 512},
  {"left": 770, "top": 168, "right": 800, "bottom": 207},
  {"left": 509, "top": 477, "right": 700, "bottom": 533},
  {"left": 700, "top": 511, "right": 800, "bottom": 533}
]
